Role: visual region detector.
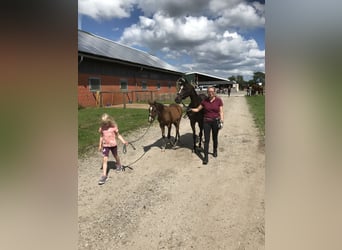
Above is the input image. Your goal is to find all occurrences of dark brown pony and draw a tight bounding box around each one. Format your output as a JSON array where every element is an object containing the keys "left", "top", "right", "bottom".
[
  {"left": 174, "top": 78, "right": 207, "bottom": 152},
  {"left": 148, "top": 100, "right": 183, "bottom": 150},
  {"left": 251, "top": 84, "right": 264, "bottom": 95}
]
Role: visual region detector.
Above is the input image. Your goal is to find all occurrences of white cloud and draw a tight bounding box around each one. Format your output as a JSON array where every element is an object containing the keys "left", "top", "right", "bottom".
[
  {"left": 216, "top": 2, "right": 265, "bottom": 29},
  {"left": 78, "top": 0, "right": 136, "bottom": 20},
  {"left": 135, "top": 0, "right": 210, "bottom": 17},
  {"left": 78, "top": 0, "right": 265, "bottom": 79},
  {"left": 120, "top": 13, "right": 216, "bottom": 48},
  {"left": 209, "top": 0, "right": 243, "bottom": 13}
]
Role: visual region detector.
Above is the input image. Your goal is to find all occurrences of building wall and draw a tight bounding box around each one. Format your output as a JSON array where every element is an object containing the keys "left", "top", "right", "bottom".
[{"left": 78, "top": 57, "right": 182, "bottom": 107}]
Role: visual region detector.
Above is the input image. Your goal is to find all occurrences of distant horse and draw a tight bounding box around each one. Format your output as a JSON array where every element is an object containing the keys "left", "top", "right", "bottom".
[
  {"left": 174, "top": 78, "right": 207, "bottom": 152},
  {"left": 251, "top": 84, "right": 264, "bottom": 96},
  {"left": 148, "top": 100, "right": 183, "bottom": 150}
]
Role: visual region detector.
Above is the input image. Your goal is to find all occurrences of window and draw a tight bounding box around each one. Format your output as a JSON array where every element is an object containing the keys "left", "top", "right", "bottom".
[
  {"left": 141, "top": 81, "right": 147, "bottom": 90},
  {"left": 88, "top": 77, "right": 101, "bottom": 92},
  {"left": 120, "top": 80, "right": 128, "bottom": 90}
]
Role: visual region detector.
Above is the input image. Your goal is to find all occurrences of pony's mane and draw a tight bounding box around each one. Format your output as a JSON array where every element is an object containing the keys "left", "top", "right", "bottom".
[
  {"left": 153, "top": 101, "right": 165, "bottom": 110},
  {"left": 176, "top": 77, "right": 198, "bottom": 90}
]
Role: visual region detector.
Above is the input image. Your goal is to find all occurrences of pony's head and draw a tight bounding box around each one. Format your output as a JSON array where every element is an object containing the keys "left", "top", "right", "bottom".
[
  {"left": 148, "top": 100, "right": 158, "bottom": 123},
  {"left": 175, "top": 78, "right": 195, "bottom": 104}
]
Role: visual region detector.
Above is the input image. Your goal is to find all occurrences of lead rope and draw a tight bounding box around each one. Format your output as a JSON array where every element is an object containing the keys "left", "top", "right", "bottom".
[
  {"left": 181, "top": 101, "right": 189, "bottom": 118},
  {"left": 121, "top": 123, "right": 153, "bottom": 169},
  {"left": 123, "top": 142, "right": 136, "bottom": 154}
]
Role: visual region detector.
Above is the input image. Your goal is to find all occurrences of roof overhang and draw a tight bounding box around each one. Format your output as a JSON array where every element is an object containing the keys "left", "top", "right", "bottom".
[
  {"left": 78, "top": 51, "right": 184, "bottom": 76},
  {"left": 184, "top": 72, "right": 233, "bottom": 86}
]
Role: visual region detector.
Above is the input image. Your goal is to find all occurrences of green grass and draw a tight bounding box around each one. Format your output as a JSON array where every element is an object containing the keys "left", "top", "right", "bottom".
[
  {"left": 78, "top": 107, "right": 151, "bottom": 156},
  {"left": 246, "top": 95, "right": 265, "bottom": 136}
]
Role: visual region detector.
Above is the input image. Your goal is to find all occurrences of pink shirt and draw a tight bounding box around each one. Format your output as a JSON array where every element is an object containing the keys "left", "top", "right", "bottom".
[{"left": 99, "top": 126, "right": 119, "bottom": 147}]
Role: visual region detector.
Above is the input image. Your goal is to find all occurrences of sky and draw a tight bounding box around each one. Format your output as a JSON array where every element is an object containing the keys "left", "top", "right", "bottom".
[{"left": 78, "top": 0, "right": 265, "bottom": 80}]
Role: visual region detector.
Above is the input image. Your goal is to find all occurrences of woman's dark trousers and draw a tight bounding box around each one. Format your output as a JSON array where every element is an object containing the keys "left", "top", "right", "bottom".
[{"left": 203, "top": 120, "right": 219, "bottom": 163}]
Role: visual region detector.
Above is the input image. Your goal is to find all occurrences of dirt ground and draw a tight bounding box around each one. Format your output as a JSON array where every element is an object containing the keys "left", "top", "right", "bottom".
[{"left": 78, "top": 92, "right": 265, "bottom": 250}]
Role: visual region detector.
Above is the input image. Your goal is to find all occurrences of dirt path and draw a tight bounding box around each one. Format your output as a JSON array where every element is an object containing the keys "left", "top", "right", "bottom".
[{"left": 78, "top": 92, "right": 265, "bottom": 250}]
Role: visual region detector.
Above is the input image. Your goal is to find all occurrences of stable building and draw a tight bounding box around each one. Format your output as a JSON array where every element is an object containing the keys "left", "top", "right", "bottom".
[
  {"left": 183, "top": 72, "right": 237, "bottom": 93},
  {"left": 78, "top": 30, "right": 183, "bottom": 107}
]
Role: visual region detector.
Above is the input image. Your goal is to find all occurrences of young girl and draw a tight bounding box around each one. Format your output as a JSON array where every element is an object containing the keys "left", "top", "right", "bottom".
[{"left": 98, "top": 113, "right": 128, "bottom": 185}]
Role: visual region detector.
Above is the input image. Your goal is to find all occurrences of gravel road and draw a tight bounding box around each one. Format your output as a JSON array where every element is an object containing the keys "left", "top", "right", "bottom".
[{"left": 78, "top": 92, "right": 265, "bottom": 250}]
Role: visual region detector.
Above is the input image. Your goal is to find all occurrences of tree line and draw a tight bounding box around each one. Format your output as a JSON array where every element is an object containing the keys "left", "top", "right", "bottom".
[{"left": 228, "top": 71, "right": 265, "bottom": 90}]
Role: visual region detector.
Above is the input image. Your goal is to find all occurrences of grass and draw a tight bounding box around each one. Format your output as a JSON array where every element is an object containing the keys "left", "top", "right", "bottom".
[
  {"left": 245, "top": 95, "right": 265, "bottom": 136},
  {"left": 78, "top": 107, "right": 151, "bottom": 156},
  {"left": 78, "top": 97, "right": 204, "bottom": 156}
]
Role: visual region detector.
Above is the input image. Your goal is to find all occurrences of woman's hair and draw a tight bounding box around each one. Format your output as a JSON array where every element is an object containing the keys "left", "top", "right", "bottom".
[{"left": 100, "top": 113, "right": 117, "bottom": 127}]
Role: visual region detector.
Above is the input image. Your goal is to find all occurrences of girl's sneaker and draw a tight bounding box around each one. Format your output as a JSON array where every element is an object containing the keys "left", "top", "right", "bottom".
[
  {"left": 98, "top": 175, "right": 107, "bottom": 185},
  {"left": 115, "top": 165, "right": 123, "bottom": 172}
]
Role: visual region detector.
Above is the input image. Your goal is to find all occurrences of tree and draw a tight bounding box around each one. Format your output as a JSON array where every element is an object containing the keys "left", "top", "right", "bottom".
[
  {"left": 228, "top": 76, "right": 236, "bottom": 81},
  {"left": 253, "top": 72, "right": 265, "bottom": 85},
  {"left": 236, "top": 75, "right": 244, "bottom": 84}
]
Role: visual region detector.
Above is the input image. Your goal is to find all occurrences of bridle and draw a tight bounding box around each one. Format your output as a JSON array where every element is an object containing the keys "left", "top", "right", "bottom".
[
  {"left": 176, "top": 84, "right": 192, "bottom": 118},
  {"left": 148, "top": 104, "right": 159, "bottom": 123}
]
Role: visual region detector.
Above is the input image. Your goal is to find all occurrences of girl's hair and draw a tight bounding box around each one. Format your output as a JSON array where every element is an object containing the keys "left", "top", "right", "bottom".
[{"left": 100, "top": 113, "right": 117, "bottom": 127}]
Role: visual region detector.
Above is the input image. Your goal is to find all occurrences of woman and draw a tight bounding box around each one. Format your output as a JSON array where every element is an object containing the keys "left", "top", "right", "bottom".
[{"left": 190, "top": 86, "right": 224, "bottom": 165}]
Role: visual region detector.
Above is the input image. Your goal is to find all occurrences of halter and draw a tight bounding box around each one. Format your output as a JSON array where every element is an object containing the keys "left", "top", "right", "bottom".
[{"left": 148, "top": 104, "right": 161, "bottom": 122}]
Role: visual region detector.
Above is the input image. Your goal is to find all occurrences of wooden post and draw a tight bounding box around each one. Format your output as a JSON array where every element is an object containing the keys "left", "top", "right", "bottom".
[
  {"left": 123, "top": 92, "right": 126, "bottom": 109},
  {"left": 95, "top": 91, "right": 100, "bottom": 107}
]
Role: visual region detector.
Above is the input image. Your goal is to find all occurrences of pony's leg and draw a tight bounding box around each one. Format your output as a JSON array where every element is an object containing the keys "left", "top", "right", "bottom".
[
  {"left": 198, "top": 124, "right": 203, "bottom": 148},
  {"left": 167, "top": 124, "right": 171, "bottom": 139},
  {"left": 172, "top": 122, "right": 180, "bottom": 147},
  {"left": 161, "top": 125, "right": 166, "bottom": 151},
  {"left": 170, "top": 124, "right": 175, "bottom": 146},
  {"left": 191, "top": 122, "right": 197, "bottom": 152},
  {"left": 176, "top": 121, "right": 180, "bottom": 143},
  {"left": 166, "top": 124, "right": 173, "bottom": 147}
]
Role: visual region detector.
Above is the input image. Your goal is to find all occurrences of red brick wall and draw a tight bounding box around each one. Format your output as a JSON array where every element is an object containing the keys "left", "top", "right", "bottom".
[{"left": 78, "top": 73, "right": 180, "bottom": 107}]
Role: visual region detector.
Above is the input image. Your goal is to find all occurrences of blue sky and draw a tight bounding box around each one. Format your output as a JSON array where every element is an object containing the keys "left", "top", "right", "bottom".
[{"left": 78, "top": 0, "right": 265, "bottom": 80}]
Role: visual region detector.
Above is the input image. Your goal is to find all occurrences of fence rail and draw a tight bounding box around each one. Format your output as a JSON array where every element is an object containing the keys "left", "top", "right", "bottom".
[{"left": 94, "top": 90, "right": 178, "bottom": 108}]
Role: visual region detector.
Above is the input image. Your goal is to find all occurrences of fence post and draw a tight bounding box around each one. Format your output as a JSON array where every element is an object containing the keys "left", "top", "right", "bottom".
[
  {"left": 123, "top": 92, "right": 126, "bottom": 109},
  {"left": 95, "top": 91, "right": 100, "bottom": 107}
]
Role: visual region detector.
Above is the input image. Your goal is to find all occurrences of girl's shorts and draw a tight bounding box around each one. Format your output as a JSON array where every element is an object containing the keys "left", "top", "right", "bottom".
[{"left": 102, "top": 146, "right": 117, "bottom": 157}]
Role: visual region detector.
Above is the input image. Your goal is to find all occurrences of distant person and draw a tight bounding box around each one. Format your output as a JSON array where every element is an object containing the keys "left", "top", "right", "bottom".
[
  {"left": 246, "top": 85, "right": 251, "bottom": 96},
  {"left": 227, "top": 86, "right": 231, "bottom": 97},
  {"left": 189, "top": 86, "right": 224, "bottom": 165},
  {"left": 98, "top": 113, "right": 128, "bottom": 185}
]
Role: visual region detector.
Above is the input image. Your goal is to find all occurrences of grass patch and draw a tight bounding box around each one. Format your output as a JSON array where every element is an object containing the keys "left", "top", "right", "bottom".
[
  {"left": 78, "top": 107, "right": 150, "bottom": 156},
  {"left": 246, "top": 95, "right": 265, "bottom": 136}
]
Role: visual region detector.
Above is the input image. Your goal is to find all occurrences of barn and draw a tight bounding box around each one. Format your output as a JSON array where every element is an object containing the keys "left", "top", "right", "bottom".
[
  {"left": 183, "top": 72, "right": 237, "bottom": 93},
  {"left": 78, "top": 30, "right": 184, "bottom": 107}
]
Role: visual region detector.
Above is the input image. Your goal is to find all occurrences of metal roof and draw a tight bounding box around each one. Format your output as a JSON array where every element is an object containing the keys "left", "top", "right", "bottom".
[
  {"left": 185, "top": 72, "right": 230, "bottom": 82},
  {"left": 78, "top": 30, "right": 180, "bottom": 73}
]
